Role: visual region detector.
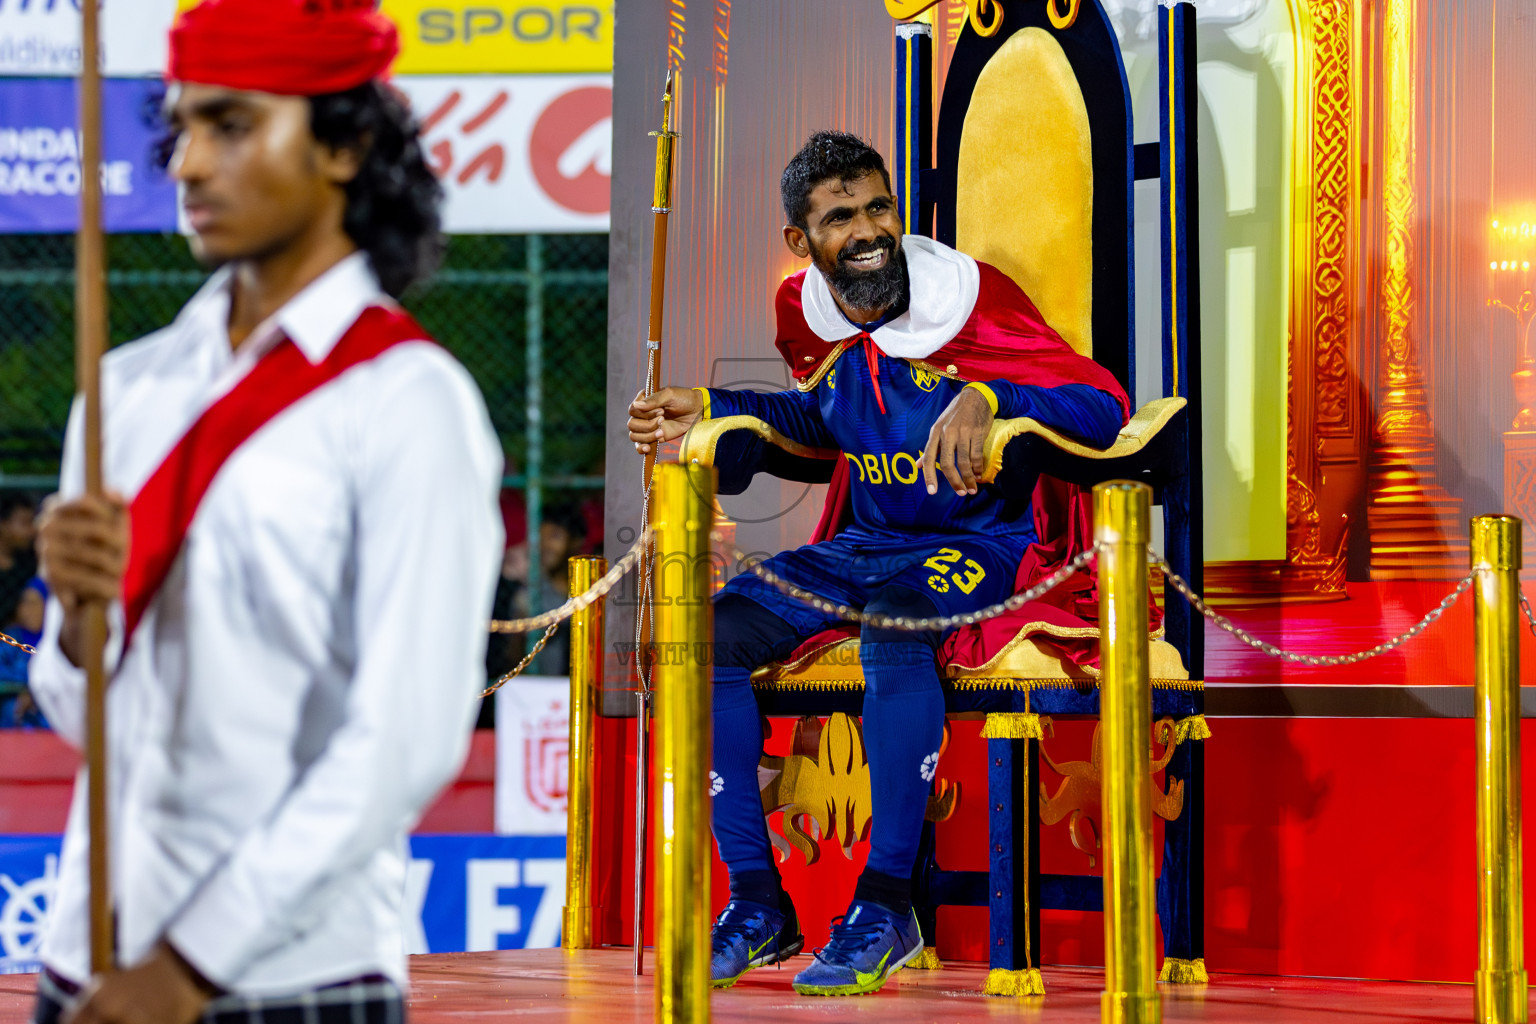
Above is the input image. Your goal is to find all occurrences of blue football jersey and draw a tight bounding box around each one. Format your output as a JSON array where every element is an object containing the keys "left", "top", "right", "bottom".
[{"left": 706, "top": 338, "right": 1121, "bottom": 543}]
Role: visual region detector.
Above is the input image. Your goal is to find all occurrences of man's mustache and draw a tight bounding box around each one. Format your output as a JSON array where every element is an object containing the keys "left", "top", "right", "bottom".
[{"left": 837, "top": 236, "right": 896, "bottom": 263}]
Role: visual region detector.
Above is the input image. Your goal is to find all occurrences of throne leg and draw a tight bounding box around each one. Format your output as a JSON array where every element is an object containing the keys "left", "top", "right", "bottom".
[
  {"left": 983, "top": 732, "right": 1043, "bottom": 996},
  {"left": 908, "top": 819, "right": 944, "bottom": 970},
  {"left": 1156, "top": 731, "right": 1207, "bottom": 983}
]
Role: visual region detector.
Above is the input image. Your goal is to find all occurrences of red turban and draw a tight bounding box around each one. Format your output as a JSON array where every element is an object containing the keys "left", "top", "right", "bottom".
[{"left": 167, "top": 0, "right": 400, "bottom": 96}]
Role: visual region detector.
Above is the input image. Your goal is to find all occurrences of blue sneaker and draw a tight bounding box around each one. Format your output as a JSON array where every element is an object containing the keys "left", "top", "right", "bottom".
[
  {"left": 710, "top": 897, "right": 804, "bottom": 989},
  {"left": 792, "top": 900, "right": 924, "bottom": 996}
]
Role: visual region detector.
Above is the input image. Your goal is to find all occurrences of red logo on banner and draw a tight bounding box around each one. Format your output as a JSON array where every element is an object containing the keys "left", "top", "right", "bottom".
[
  {"left": 529, "top": 85, "right": 611, "bottom": 216},
  {"left": 420, "top": 89, "right": 511, "bottom": 185},
  {"left": 523, "top": 701, "right": 569, "bottom": 815}
]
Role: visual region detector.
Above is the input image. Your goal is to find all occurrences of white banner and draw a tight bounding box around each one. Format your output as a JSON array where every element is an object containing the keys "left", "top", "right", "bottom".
[
  {"left": 494, "top": 675, "right": 571, "bottom": 835},
  {"left": 396, "top": 75, "right": 610, "bottom": 234},
  {"left": 0, "top": 0, "right": 179, "bottom": 76}
]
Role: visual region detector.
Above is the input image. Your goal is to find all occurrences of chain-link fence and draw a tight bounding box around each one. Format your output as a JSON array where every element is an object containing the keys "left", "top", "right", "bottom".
[{"left": 0, "top": 230, "right": 608, "bottom": 679}]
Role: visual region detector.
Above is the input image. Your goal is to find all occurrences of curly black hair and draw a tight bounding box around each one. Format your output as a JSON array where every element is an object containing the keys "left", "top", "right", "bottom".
[
  {"left": 154, "top": 82, "right": 444, "bottom": 297},
  {"left": 308, "top": 82, "right": 444, "bottom": 298},
  {"left": 780, "top": 130, "right": 892, "bottom": 229}
]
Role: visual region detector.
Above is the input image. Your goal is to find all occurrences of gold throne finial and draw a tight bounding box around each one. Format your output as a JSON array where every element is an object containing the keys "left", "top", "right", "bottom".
[{"left": 883, "top": 0, "right": 1080, "bottom": 35}]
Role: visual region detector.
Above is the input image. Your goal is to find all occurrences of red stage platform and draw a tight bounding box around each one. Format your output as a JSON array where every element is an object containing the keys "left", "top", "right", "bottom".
[{"left": 0, "top": 949, "right": 1502, "bottom": 1023}]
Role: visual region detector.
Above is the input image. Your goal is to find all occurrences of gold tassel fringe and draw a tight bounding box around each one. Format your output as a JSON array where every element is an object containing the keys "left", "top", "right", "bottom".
[
  {"left": 752, "top": 677, "right": 1206, "bottom": 694},
  {"left": 949, "top": 677, "right": 1205, "bottom": 692},
  {"left": 1158, "top": 957, "right": 1209, "bottom": 984},
  {"left": 903, "top": 947, "right": 944, "bottom": 971},
  {"left": 981, "top": 712, "right": 1045, "bottom": 740},
  {"left": 982, "top": 967, "right": 1045, "bottom": 996},
  {"left": 1173, "top": 715, "right": 1212, "bottom": 744}
]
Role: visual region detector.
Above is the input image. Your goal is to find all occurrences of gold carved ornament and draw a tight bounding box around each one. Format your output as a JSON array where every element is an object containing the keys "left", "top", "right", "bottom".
[
  {"left": 1038, "top": 717, "right": 1189, "bottom": 866},
  {"left": 885, "top": 0, "right": 1081, "bottom": 36},
  {"left": 758, "top": 713, "right": 959, "bottom": 865}
]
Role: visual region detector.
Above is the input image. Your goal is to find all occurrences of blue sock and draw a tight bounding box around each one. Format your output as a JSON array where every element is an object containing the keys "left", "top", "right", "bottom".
[
  {"left": 859, "top": 640, "right": 945, "bottom": 880},
  {"left": 711, "top": 667, "right": 774, "bottom": 874}
]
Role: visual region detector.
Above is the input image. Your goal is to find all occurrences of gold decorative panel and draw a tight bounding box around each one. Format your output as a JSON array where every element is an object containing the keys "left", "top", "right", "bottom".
[
  {"left": 1038, "top": 718, "right": 1186, "bottom": 867},
  {"left": 759, "top": 713, "right": 958, "bottom": 865}
]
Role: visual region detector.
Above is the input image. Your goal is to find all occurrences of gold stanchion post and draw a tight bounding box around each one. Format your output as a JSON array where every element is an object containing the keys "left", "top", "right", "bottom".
[
  {"left": 1095, "top": 481, "right": 1161, "bottom": 1024},
  {"left": 1472, "top": 515, "right": 1527, "bottom": 1024},
  {"left": 563, "top": 556, "right": 607, "bottom": 950},
  {"left": 652, "top": 463, "right": 713, "bottom": 1024}
]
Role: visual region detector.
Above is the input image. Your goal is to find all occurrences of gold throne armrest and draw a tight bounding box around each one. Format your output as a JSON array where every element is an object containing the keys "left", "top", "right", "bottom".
[
  {"left": 678, "top": 396, "right": 1188, "bottom": 479},
  {"left": 979, "top": 395, "right": 1187, "bottom": 483},
  {"left": 678, "top": 414, "right": 841, "bottom": 466}
]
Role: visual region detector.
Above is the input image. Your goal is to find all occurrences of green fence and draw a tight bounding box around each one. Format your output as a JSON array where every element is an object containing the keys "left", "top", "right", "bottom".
[{"left": 0, "top": 231, "right": 608, "bottom": 667}]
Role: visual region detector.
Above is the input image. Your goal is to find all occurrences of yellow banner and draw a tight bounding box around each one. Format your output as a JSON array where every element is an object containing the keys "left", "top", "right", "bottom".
[
  {"left": 385, "top": 1, "right": 613, "bottom": 74},
  {"left": 168, "top": 1, "right": 611, "bottom": 75}
]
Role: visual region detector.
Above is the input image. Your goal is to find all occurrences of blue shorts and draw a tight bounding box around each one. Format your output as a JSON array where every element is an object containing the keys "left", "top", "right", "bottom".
[{"left": 718, "top": 527, "right": 1032, "bottom": 642}]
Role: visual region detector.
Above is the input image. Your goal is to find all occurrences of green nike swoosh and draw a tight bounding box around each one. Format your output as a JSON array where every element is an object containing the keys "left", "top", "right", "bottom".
[
  {"left": 854, "top": 948, "right": 893, "bottom": 987},
  {"left": 748, "top": 938, "right": 773, "bottom": 962}
]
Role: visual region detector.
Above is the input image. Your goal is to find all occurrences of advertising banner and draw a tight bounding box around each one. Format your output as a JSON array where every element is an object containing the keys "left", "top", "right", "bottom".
[
  {"left": 0, "top": 0, "right": 180, "bottom": 77},
  {"left": 0, "top": 1, "right": 611, "bottom": 78},
  {"left": 397, "top": 75, "right": 609, "bottom": 233},
  {"left": 0, "top": 75, "right": 607, "bottom": 234},
  {"left": 0, "top": 835, "right": 53, "bottom": 974},
  {"left": 0, "top": 77, "right": 176, "bottom": 232},
  {"left": 408, "top": 834, "right": 567, "bottom": 953},
  {"left": 493, "top": 674, "right": 569, "bottom": 835},
  {"left": 0, "top": 833, "right": 567, "bottom": 972},
  {"left": 388, "top": 1, "right": 613, "bottom": 74}
]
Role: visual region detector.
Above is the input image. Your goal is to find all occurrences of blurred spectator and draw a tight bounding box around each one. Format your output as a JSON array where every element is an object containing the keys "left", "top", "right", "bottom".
[
  {"left": 0, "top": 576, "right": 47, "bottom": 727},
  {"left": 0, "top": 492, "right": 38, "bottom": 625},
  {"left": 539, "top": 504, "right": 589, "bottom": 603},
  {"left": 486, "top": 503, "right": 589, "bottom": 682}
]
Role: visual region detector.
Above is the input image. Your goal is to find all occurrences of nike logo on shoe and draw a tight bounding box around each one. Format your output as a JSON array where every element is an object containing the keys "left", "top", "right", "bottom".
[{"left": 855, "top": 948, "right": 894, "bottom": 987}]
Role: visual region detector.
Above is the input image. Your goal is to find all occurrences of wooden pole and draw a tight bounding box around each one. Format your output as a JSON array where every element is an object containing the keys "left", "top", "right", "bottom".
[
  {"left": 76, "top": 0, "right": 113, "bottom": 977},
  {"left": 634, "top": 67, "right": 679, "bottom": 976}
]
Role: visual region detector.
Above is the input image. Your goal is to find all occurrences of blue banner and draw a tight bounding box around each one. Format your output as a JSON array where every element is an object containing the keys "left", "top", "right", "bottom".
[
  {"left": 0, "top": 78, "right": 177, "bottom": 233},
  {"left": 409, "top": 835, "right": 568, "bottom": 954},
  {"left": 0, "top": 836, "right": 56, "bottom": 975},
  {"left": 0, "top": 834, "right": 567, "bottom": 974}
]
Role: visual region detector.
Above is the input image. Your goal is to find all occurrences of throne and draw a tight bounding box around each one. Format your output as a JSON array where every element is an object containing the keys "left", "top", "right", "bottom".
[{"left": 679, "top": 0, "right": 1204, "bottom": 992}]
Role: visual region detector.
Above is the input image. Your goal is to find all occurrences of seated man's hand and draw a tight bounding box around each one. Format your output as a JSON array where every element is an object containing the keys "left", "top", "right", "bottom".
[
  {"left": 628, "top": 387, "right": 704, "bottom": 455},
  {"left": 921, "top": 387, "right": 994, "bottom": 496}
]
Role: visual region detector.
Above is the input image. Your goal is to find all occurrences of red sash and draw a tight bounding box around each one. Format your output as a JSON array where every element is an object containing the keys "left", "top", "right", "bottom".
[{"left": 120, "top": 304, "right": 428, "bottom": 642}]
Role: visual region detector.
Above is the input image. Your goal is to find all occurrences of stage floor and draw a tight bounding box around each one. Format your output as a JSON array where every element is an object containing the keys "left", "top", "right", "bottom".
[{"left": 0, "top": 948, "right": 1506, "bottom": 1022}]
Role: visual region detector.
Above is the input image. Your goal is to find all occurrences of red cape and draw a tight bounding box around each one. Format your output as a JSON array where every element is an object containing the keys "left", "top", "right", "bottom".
[{"left": 771, "top": 261, "right": 1159, "bottom": 673}]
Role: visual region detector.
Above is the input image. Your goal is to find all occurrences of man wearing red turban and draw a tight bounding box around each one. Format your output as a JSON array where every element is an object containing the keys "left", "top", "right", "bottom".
[{"left": 29, "top": 3, "right": 503, "bottom": 1022}]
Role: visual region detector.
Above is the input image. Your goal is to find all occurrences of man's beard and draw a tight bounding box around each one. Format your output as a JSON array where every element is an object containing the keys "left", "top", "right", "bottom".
[{"left": 822, "top": 236, "right": 907, "bottom": 316}]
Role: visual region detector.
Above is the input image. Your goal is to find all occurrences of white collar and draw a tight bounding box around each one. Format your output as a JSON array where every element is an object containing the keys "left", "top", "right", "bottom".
[
  {"left": 798, "top": 234, "right": 980, "bottom": 360},
  {"left": 175, "top": 251, "right": 385, "bottom": 364}
]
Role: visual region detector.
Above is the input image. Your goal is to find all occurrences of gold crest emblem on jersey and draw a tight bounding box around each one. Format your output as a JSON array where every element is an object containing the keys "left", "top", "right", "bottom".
[{"left": 910, "top": 365, "right": 941, "bottom": 391}]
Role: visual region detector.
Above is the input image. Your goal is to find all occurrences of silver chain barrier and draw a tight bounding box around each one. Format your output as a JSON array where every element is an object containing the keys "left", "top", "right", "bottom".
[
  {"left": 730, "top": 542, "right": 1096, "bottom": 632},
  {"left": 0, "top": 534, "right": 1486, "bottom": 678},
  {"left": 0, "top": 632, "right": 33, "bottom": 655},
  {"left": 0, "top": 535, "right": 652, "bottom": 688},
  {"left": 1154, "top": 551, "right": 1475, "bottom": 666},
  {"left": 489, "top": 531, "right": 650, "bottom": 635},
  {"left": 481, "top": 622, "right": 562, "bottom": 697},
  {"left": 730, "top": 536, "right": 1477, "bottom": 659},
  {"left": 1520, "top": 589, "right": 1536, "bottom": 640}
]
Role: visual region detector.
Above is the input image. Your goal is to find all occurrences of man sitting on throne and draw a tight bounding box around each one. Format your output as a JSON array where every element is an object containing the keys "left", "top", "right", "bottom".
[{"left": 626, "top": 131, "right": 1128, "bottom": 997}]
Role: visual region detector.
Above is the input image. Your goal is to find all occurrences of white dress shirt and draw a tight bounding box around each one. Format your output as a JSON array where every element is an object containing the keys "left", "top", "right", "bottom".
[{"left": 30, "top": 253, "right": 504, "bottom": 995}]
